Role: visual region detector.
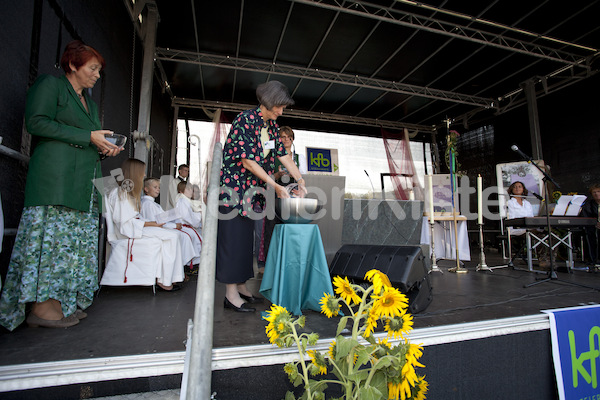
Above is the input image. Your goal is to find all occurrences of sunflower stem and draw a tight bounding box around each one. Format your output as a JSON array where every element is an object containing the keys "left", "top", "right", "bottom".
[{"left": 290, "top": 323, "right": 313, "bottom": 400}]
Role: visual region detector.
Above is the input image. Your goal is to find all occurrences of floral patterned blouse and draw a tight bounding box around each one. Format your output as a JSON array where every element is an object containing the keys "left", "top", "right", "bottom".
[{"left": 220, "top": 107, "right": 287, "bottom": 217}]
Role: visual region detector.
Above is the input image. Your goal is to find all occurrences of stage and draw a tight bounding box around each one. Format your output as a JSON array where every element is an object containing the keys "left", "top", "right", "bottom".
[{"left": 0, "top": 251, "right": 599, "bottom": 399}]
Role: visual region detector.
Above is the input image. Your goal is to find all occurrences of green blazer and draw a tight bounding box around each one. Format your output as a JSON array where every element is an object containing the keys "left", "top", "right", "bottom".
[{"left": 24, "top": 74, "right": 103, "bottom": 212}]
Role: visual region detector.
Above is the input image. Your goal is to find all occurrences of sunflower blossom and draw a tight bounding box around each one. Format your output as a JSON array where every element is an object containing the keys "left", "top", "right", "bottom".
[
  {"left": 364, "top": 269, "right": 392, "bottom": 294},
  {"left": 328, "top": 340, "right": 337, "bottom": 360},
  {"left": 399, "top": 378, "right": 412, "bottom": 400},
  {"left": 406, "top": 343, "right": 425, "bottom": 368},
  {"left": 264, "top": 304, "right": 292, "bottom": 346},
  {"left": 385, "top": 313, "right": 414, "bottom": 339},
  {"left": 413, "top": 375, "right": 429, "bottom": 400},
  {"left": 284, "top": 362, "right": 299, "bottom": 382},
  {"left": 333, "top": 276, "right": 362, "bottom": 305},
  {"left": 307, "top": 350, "right": 328, "bottom": 375},
  {"left": 371, "top": 287, "right": 408, "bottom": 318},
  {"left": 319, "top": 292, "right": 341, "bottom": 318},
  {"left": 401, "top": 360, "right": 418, "bottom": 387},
  {"left": 388, "top": 381, "right": 400, "bottom": 400},
  {"left": 363, "top": 308, "right": 378, "bottom": 337}
]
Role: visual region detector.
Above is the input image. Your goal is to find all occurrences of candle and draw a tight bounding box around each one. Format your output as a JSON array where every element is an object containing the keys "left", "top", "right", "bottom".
[
  {"left": 409, "top": 189, "right": 415, "bottom": 201},
  {"left": 477, "top": 175, "right": 483, "bottom": 225},
  {"left": 427, "top": 175, "right": 435, "bottom": 224}
]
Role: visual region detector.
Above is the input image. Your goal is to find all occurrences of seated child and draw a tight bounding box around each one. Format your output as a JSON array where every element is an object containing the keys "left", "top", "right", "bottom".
[
  {"left": 174, "top": 182, "right": 203, "bottom": 270},
  {"left": 140, "top": 178, "right": 200, "bottom": 269},
  {"left": 109, "top": 159, "right": 186, "bottom": 291}
]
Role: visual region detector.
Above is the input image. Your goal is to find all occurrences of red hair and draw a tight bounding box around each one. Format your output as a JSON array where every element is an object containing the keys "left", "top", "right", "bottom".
[{"left": 60, "top": 40, "right": 106, "bottom": 74}]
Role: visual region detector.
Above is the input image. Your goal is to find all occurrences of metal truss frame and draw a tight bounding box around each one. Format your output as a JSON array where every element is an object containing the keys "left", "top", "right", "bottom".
[
  {"left": 156, "top": 48, "right": 496, "bottom": 109},
  {"left": 294, "top": 0, "right": 596, "bottom": 67},
  {"left": 171, "top": 98, "right": 435, "bottom": 133}
]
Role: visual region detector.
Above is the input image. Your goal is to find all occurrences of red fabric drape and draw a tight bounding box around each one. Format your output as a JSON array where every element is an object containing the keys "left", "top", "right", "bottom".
[
  {"left": 202, "top": 109, "right": 229, "bottom": 199},
  {"left": 381, "top": 128, "right": 424, "bottom": 200}
]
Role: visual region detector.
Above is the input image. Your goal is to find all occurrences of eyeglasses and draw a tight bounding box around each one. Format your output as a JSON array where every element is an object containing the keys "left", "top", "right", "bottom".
[{"left": 280, "top": 135, "right": 292, "bottom": 140}]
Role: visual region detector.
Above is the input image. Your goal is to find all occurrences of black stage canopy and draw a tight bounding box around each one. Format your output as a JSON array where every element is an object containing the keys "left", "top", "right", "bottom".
[{"left": 137, "top": 0, "right": 599, "bottom": 137}]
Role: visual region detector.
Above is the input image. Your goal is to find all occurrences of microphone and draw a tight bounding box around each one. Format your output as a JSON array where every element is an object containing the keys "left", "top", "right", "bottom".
[
  {"left": 532, "top": 192, "right": 544, "bottom": 201},
  {"left": 364, "top": 170, "right": 376, "bottom": 197},
  {"left": 511, "top": 145, "right": 532, "bottom": 161}
]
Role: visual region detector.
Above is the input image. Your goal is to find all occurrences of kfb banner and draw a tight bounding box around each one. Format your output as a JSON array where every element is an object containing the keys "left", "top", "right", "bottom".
[
  {"left": 306, "top": 147, "right": 339, "bottom": 175},
  {"left": 543, "top": 305, "right": 600, "bottom": 400}
]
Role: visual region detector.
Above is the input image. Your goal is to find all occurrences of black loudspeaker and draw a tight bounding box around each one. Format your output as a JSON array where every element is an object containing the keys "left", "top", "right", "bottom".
[{"left": 329, "top": 244, "right": 433, "bottom": 314}]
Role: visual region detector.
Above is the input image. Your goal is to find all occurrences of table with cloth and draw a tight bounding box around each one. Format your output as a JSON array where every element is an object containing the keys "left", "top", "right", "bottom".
[
  {"left": 259, "top": 224, "right": 335, "bottom": 315},
  {"left": 420, "top": 216, "right": 471, "bottom": 261}
]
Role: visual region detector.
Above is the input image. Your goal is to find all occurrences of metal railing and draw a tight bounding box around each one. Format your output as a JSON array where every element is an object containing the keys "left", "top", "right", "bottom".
[{"left": 184, "top": 142, "right": 221, "bottom": 399}]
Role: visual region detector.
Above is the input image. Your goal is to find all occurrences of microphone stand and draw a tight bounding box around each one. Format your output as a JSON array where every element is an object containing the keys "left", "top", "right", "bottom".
[{"left": 514, "top": 154, "right": 599, "bottom": 290}]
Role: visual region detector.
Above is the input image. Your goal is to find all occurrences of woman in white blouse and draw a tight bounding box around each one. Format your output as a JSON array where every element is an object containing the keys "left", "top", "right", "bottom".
[{"left": 506, "top": 181, "right": 534, "bottom": 237}]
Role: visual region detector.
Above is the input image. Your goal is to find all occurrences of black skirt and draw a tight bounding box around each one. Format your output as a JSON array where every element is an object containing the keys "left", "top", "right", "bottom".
[{"left": 216, "top": 208, "right": 255, "bottom": 284}]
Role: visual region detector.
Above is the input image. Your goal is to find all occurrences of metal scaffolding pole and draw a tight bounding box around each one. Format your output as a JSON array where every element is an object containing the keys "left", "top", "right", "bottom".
[{"left": 134, "top": 3, "right": 159, "bottom": 164}]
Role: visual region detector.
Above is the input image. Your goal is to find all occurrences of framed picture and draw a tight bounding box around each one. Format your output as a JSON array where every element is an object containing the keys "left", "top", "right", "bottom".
[
  {"left": 424, "top": 174, "right": 459, "bottom": 216},
  {"left": 496, "top": 161, "right": 546, "bottom": 218}
]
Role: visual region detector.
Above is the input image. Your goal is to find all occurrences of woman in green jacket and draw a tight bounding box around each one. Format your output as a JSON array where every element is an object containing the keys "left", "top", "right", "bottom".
[{"left": 0, "top": 40, "right": 122, "bottom": 330}]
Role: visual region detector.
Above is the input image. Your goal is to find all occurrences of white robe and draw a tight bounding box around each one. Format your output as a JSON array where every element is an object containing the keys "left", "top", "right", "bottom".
[
  {"left": 140, "top": 195, "right": 199, "bottom": 266},
  {"left": 507, "top": 197, "right": 534, "bottom": 236},
  {"left": 106, "top": 188, "right": 184, "bottom": 286},
  {"left": 174, "top": 194, "right": 203, "bottom": 264}
]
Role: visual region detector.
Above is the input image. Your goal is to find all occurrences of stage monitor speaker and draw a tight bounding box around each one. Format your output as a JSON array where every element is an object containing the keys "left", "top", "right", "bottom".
[{"left": 329, "top": 244, "right": 432, "bottom": 314}]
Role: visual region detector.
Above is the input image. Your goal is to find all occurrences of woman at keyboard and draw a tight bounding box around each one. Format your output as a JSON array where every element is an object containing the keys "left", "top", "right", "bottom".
[{"left": 507, "top": 181, "right": 534, "bottom": 237}]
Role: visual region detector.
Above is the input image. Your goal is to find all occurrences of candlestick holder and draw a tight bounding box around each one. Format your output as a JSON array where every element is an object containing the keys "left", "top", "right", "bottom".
[
  {"left": 429, "top": 222, "right": 442, "bottom": 274},
  {"left": 476, "top": 222, "right": 491, "bottom": 272}
]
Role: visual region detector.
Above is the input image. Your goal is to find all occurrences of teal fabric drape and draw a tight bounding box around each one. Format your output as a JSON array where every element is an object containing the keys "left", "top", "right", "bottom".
[{"left": 260, "top": 224, "right": 334, "bottom": 315}]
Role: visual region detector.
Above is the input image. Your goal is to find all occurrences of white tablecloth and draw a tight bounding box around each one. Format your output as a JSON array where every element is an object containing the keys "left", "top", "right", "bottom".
[{"left": 420, "top": 217, "right": 471, "bottom": 261}]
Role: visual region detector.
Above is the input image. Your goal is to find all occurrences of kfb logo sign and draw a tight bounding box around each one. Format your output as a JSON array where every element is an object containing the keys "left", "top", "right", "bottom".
[
  {"left": 544, "top": 305, "right": 600, "bottom": 400},
  {"left": 307, "top": 147, "right": 337, "bottom": 174}
]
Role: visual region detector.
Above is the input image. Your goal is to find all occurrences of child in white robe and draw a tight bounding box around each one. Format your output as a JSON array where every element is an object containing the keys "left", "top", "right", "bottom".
[
  {"left": 107, "top": 159, "right": 185, "bottom": 291},
  {"left": 174, "top": 182, "right": 203, "bottom": 270},
  {"left": 140, "top": 178, "right": 199, "bottom": 269}
]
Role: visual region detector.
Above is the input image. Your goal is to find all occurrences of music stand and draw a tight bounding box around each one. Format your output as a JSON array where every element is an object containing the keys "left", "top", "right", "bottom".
[{"left": 512, "top": 151, "right": 600, "bottom": 291}]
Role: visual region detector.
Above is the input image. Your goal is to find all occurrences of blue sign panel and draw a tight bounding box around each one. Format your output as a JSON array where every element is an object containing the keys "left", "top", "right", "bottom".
[
  {"left": 544, "top": 305, "right": 600, "bottom": 400},
  {"left": 307, "top": 147, "right": 332, "bottom": 173}
]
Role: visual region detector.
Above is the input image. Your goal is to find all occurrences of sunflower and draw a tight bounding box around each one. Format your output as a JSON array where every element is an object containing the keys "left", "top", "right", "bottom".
[
  {"left": 364, "top": 269, "right": 392, "bottom": 294},
  {"left": 401, "top": 360, "right": 418, "bottom": 387},
  {"left": 388, "top": 381, "right": 400, "bottom": 400},
  {"left": 399, "top": 377, "right": 412, "bottom": 400},
  {"left": 371, "top": 287, "right": 408, "bottom": 318},
  {"left": 307, "top": 350, "right": 328, "bottom": 375},
  {"left": 412, "top": 375, "right": 429, "bottom": 400},
  {"left": 319, "top": 292, "right": 341, "bottom": 318},
  {"left": 333, "top": 276, "right": 362, "bottom": 305},
  {"left": 388, "top": 377, "right": 412, "bottom": 400},
  {"left": 264, "top": 304, "right": 292, "bottom": 346},
  {"left": 406, "top": 343, "right": 424, "bottom": 368},
  {"left": 328, "top": 340, "right": 337, "bottom": 360},
  {"left": 363, "top": 308, "right": 379, "bottom": 337},
  {"left": 384, "top": 313, "right": 414, "bottom": 339},
  {"left": 283, "top": 362, "right": 299, "bottom": 381}
]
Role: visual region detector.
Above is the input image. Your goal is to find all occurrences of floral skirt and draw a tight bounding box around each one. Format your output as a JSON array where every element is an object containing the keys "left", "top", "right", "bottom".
[{"left": 0, "top": 201, "right": 99, "bottom": 331}]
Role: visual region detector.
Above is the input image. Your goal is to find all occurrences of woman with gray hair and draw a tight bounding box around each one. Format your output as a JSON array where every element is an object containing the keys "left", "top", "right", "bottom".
[{"left": 217, "top": 80, "right": 306, "bottom": 312}]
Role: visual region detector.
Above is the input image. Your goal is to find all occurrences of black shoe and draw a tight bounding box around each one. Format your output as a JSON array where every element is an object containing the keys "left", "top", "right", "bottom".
[
  {"left": 224, "top": 297, "right": 255, "bottom": 312},
  {"left": 239, "top": 292, "right": 264, "bottom": 304},
  {"left": 157, "top": 284, "right": 182, "bottom": 292}
]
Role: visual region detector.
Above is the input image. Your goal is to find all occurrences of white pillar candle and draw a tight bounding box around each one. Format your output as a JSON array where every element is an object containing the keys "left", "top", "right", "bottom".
[
  {"left": 477, "top": 175, "right": 483, "bottom": 225},
  {"left": 409, "top": 189, "right": 415, "bottom": 201},
  {"left": 427, "top": 175, "right": 435, "bottom": 224}
]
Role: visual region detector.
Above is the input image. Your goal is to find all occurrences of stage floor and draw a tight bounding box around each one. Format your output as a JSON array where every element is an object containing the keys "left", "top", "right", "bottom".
[{"left": 0, "top": 251, "right": 599, "bottom": 368}]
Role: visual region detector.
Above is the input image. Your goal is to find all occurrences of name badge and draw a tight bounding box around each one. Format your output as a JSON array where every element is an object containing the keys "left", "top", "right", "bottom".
[{"left": 264, "top": 140, "right": 275, "bottom": 150}]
